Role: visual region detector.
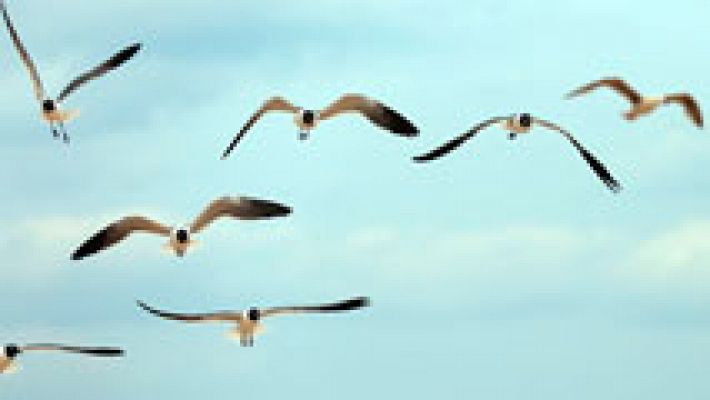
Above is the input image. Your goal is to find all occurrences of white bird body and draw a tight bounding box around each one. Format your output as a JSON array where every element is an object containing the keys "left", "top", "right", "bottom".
[
  {"left": 0, "top": 356, "right": 15, "bottom": 374},
  {"left": 502, "top": 118, "right": 532, "bottom": 134},
  {"left": 41, "top": 106, "right": 80, "bottom": 124},
  {"left": 623, "top": 96, "right": 664, "bottom": 120}
]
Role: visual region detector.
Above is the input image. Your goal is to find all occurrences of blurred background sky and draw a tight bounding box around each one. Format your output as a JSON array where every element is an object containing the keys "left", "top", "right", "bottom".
[{"left": 0, "top": 0, "right": 709, "bottom": 399}]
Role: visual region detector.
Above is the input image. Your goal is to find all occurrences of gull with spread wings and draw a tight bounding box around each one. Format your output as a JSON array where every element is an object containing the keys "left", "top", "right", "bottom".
[
  {"left": 566, "top": 77, "right": 703, "bottom": 128},
  {"left": 221, "top": 94, "right": 419, "bottom": 159},
  {"left": 1, "top": 1, "right": 141, "bottom": 143},
  {"left": 71, "top": 196, "right": 291, "bottom": 261},
  {"left": 413, "top": 113, "right": 622, "bottom": 192},
  {"left": 137, "top": 297, "right": 370, "bottom": 347},
  {"left": 1, "top": 343, "right": 123, "bottom": 374}
]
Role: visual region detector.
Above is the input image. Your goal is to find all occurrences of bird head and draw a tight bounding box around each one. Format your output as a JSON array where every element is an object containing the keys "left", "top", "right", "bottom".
[
  {"left": 246, "top": 308, "right": 261, "bottom": 321},
  {"left": 4, "top": 344, "right": 20, "bottom": 360},
  {"left": 42, "top": 100, "right": 56, "bottom": 112},
  {"left": 516, "top": 113, "right": 533, "bottom": 128}
]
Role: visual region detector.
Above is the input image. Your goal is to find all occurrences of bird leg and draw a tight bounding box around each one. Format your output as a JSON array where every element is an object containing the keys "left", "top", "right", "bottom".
[
  {"left": 59, "top": 122, "right": 70, "bottom": 144},
  {"left": 50, "top": 123, "right": 60, "bottom": 139},
  {"left": 299, "top": 131, "right": 310, "bottom": 141},
  {"left": 508, "top": 133, "right": 518, "bottom": 140}
]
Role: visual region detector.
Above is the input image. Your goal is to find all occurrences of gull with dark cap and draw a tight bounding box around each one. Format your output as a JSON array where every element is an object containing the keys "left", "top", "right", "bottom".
[
  {"left": 221, "top": 94, "right": 419, "bottom": 159},
  {"left": 1, "top": 1, "right": 141, "bottom": 143},
  {"left": 71, "top": 196, "right": 291, "bottom": 261},
  {"left": 1, "top": 343, "right": 124, "bottom": 374},
  {"left": 137, "top": 296, "right": 370, "bottom": 347},
  {"left": 413, "top": 113, "right": 622, "bottom": 192},
  {"left": 566, "top": 77, "right": 703, "bottom": 128}
]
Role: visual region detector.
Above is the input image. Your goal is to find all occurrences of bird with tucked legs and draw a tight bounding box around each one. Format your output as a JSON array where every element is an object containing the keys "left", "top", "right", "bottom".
[
  {"left": 71, "top": 196, "right": 291, "bottom": 260},
  {"left": 413, "top": 113, "right": 622, "bottom": 192},
  {"left": 137, "top": 297, "right": 370, "bottom": 347},
  {"left": 566, "top": 77, "right": 703, "bottom": 128},
  {"left": 221, "top": 94, "right": 419, "bottom": 159}
]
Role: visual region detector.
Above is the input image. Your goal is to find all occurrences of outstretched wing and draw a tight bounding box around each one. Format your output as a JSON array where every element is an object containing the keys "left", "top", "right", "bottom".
[
  {"left": 535, "top": 118, "right": 622, "bottom": 193},
  {"left": 566, "top": 77, "right": 642, "bottom": 105},
  {"left": 137, "top": 300, "right": 241, "bottom": 323},
  {"left": 221, "top": 97, "right": 300, "bottom": 159},
  {"left": 318, "top": 94, "right": 418, "bottom": 137},
  {"left": 1, "top": 3, "right": 44, "bottom": 101},
  {"left": 71, "top": 216, "right": 171, "bottom": 260},
  {"left": 56, "top": 43, "right": 142, "bottom": 103},
  {"left": 261, "top": 296, "right": 370, "bottom": 318},
  {"left": 664, "top": 93, "right": 704, "bottom": 128},
  {"left": 189, "top": 196, "right": 291, "bottom": 234},
  {"left": 22, "top": 344, "right": 124, "bottom": 357},
  {"left": 413, "top": 117, "right": 506, "bottom": 162}
]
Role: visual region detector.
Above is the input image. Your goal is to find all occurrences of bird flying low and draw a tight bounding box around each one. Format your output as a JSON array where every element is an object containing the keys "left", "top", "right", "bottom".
[
  {"left": 137, "top": 296, "right": 370, "bottom": 347},
  {"left": 0, "top": 1, "right": 142, "bottom": 143},
  {"left": 566, "top": 77, "right": 703, "bottom": 128},
  {"left": 71, "top": 196, "right": 292, "bottom": 261},
  {"left": 413, "top": 113, "right": 622, "bottom": 193},
  {"left": 1, "top": 343, "right": 124, "bottom": 374},
  {"left": 220, "top": 94, "right": 419, "bottom": 159}
]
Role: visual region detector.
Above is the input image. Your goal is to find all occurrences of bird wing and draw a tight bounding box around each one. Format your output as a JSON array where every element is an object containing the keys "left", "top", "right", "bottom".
[
  {"left": 56, "top": 43, "right": 142, "bottom": 103},
  {"left": 260, "top": 296, "right": 370, "bottom": 318},
  {"left": 664, "top": 93, "right": 704, "bottom": 128},
  {"left": 1, "top": 3, "right": 44, "bottom": 101},
  {"left": 137, "top": 300, "right": 242, "bottom": 323},
  {"left": 21, "top": 344, "right": 124, "bottom": 357},
  {"left": 412, "top": 116, "right": 506, "bottom": 162},
  {"left": 318, "top": 94, "right": 419, "bottom": 137},
  {"left": 566, "top": 77, "right": 642, "bottom": 105},
  {"left": 71, "top": 216, "right": 171, "bottom": 260},
  {"left": 189, "top": 196, "right": 292, "bottom": 234},
  {"left": 221, "top": 97, "right": 300, "bottom": 159},
  {"left": 535, "top": 118, "right": 622, "bottom": 193}
]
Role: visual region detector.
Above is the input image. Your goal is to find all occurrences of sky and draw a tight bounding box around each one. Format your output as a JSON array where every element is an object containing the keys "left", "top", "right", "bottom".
[{"left": 0, "top": 0, "right": 709, "bottom": 399}]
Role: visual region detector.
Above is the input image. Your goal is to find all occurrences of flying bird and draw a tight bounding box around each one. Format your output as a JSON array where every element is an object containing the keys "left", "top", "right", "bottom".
[
  {"left": 566, "top": 77, "right": 703, "bottom": 128},
  {"left": 221, "top": 94, "right": 419, "bottom": 159},
  {"left": 71, "top": 196, "right": 291, "bottom": 261},
  {"left": 1, "top": 343, "right": 124, "bottom": 374},
  {"left": 413, "top": 113, "right": 622, "bottom": 192},
  {"left": 1, "top": 1, "right": 142, "bottom": 143},
  {"left": 137, "top": 296, "right": 370, "bottom": 347}
]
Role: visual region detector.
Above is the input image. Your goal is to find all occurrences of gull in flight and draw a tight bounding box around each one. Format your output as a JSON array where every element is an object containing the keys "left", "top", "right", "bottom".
[
  {"left": 413, "top": 113, "right": 622, "bottom": 192},
  {"left": 1, "top": 1, "right": 142, "bottom": 143},
  {"left": 221, "top": 94, "right": 419, "bottom": 159},
  {"left": 71, "top": 196, "right": 291, "bottom": 260},
  {"left": 1, "top": 343, "right": 124, "bottom": 374},
  {"left": 566, "top": 77, "right": 703, "bottom": 128},
  {"left": 137, "top": 296, "right": 370, "bottom": 347}
]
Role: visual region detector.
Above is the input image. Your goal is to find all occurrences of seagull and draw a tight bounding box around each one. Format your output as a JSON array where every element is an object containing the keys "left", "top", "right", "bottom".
[
  {"left": 1, "top": 1, "right": 142, "bottom": 143},
  {"left": 71, "top": 196, "right": 291, "bottom": 261},
  {"left": 566, "top": 77, "right": 703, "bottom": 128},
  {"left": 220, "top": 94, "right": 419, "bottom": 159},
  {"left": 1, "top": 343, "right": 124, "bottom": 374},
  {"left": 413, "top": 113, "right": 622, "bottom": 192},
  {"left": 137, "top": 296, "right": 370, "bottom": 347}
]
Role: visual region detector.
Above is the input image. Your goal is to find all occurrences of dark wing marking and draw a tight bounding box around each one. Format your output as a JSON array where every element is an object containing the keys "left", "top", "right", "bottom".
[
  {"left": 261, "top": 296, "right": 370, "bottom": 318},
  {"left": 566, "top": 77, "right": 642, "bottom": 105},
  {"left": 22, "top": 344, "right": 124, "bottom": 357},
  {"left": 71, "top": 216, "right": 171, "bottom": 261},
  {"left": 56, "top": 43, "right": 142, "bottom": 103},
  {"left": 664, "top": 93, "right": 704, "bottom": 128},
  {"left": 221, "top": 97, "right": 300, "bottom": 159},
  {"left": 136, "top": 300, "right": 241, "bottom": 323},
  {"left": 189, "top": 196, "right": 291, "bottom": 234},
  {"left": 535, "top": 118, "right": 622, "bottom": 193},
  {"left": 318, "top": 94, "right": 418, "bottom": 136},
  {"left": 412, "top": 117, "right": 506, "bottom": 162},
  {"left": 1, "top": 3, "right": 44, "bottom": 101}
]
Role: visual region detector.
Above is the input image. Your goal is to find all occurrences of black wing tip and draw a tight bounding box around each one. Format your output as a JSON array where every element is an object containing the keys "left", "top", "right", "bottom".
[
  {"left": 71, "top": 227, "right": 112, "bottom": 261},
  {"left": 412, "top": 153, "right": 435, "bottom": 163},
  {"left": 377, "top": 105, "right": 419, "bottom": 136},
  {"left": 249, "top": 198, "right": 292, "bottom": 217},
  {"left": 87, "top": 347, "right": 125, "bottom": 357}
]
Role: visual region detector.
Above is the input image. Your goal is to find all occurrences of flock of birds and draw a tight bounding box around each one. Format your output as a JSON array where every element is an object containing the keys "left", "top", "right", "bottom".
[{"left": 0, "top": 1, "right": 704, "bottom": 375}]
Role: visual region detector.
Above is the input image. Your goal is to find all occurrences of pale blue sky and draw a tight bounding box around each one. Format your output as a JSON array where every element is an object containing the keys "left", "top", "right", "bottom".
[{"left": 1, "top": 0, "right": 709, "bottom": 399}]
